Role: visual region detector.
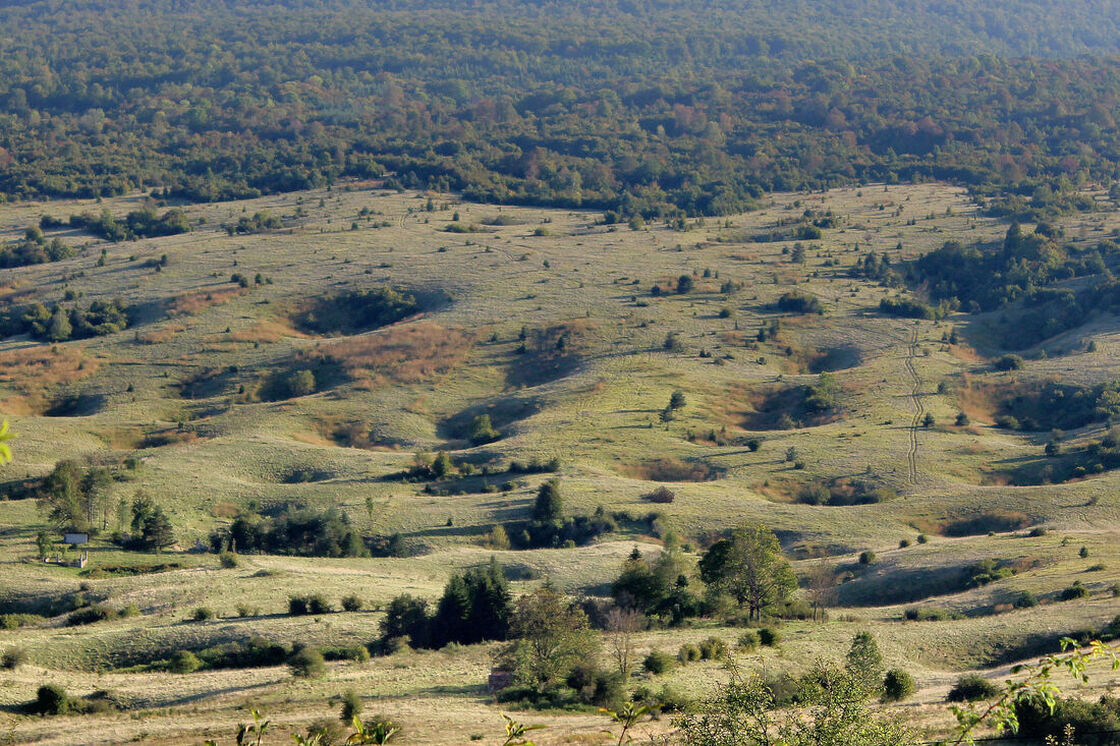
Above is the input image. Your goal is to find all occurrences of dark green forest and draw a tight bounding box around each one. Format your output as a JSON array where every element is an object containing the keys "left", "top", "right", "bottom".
[{"left": 3, "top": 0, "right": 1120, "bottom": 216}]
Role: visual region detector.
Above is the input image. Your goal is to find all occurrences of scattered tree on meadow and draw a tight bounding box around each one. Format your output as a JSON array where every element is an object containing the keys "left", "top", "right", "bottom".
[
  {"left": 699, "top": 523, "right": 797, "bottom": 620},
  {"left": 40, "top": 460, "right": 111, "bottom": 533},
  {"left": 497, "top": 584, "right": 600, "bottom": 694},
  {"left": 532, "top": 479, "right": 563, "bottom": 522},
  {"left": 846, "top": 631, "right": 885, "bottom": 694}
]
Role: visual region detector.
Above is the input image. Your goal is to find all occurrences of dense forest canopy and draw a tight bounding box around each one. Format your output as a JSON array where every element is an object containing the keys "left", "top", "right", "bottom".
[{"left": 2, "top": 0, "right": 1120, "bottom": 215}]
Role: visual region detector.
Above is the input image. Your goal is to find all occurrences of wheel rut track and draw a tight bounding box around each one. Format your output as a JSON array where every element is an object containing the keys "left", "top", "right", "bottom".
[{"left": 904, "top": 326, "right": 923, "bottom": 484}]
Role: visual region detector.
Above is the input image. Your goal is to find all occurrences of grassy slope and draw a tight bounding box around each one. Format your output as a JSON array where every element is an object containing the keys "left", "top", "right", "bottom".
[{"left": 0, "top": 183, "right": 1118, "bottom": 743}]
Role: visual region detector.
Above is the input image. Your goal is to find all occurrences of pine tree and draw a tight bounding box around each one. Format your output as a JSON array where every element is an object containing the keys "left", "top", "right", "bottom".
[
  {"left": 141, "top": 506, "right": 175, "bottom": 552},
  {"left": 532, "top": 479, "right": 563, "bottom": 522}
]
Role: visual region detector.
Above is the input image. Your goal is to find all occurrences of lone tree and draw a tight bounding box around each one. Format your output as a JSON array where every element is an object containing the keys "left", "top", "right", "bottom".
[
  {"left": 669, "top": 389, "right": 687, "bottom": 410},
  {"left": 140, "top": 505, "right": 175, "bottom": 552},
  {"left": 532, "top": 479, "right": 563, "bottom": 522},
  {"left": 676, "top": 274, "right": 694, "bottom": 293},
  {"left": 468, "top": 414, "right": 500, "bottom": 445},
  {"left": 845, "top": 631, "right": 884, "bottom": 693},
  {"left": 699, "top": 523, "right": 796, "bottom": 620},
  {"left": 497, "top": 584, "right": 599, "bottom": 694}
]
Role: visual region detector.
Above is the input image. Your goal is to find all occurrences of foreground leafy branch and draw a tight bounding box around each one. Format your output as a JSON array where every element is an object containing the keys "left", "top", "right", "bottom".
[{"left": 946, "top": 638, "right": 1120, "bottom": 745}]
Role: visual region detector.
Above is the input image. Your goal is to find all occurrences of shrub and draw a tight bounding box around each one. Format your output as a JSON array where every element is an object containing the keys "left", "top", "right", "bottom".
[
  {"left": 641, "top": 485, "right": 676, "bottom": 503},
  {"left": 192, "top": 607, "right": 215, "bottom": 621},
  {"left": 340, "top": 689, "right": 363, "bottom": 722},
  {"left": 859, "top": 550, "right": 877, "bottom": 565},
  {"left": 737, "top": 629, "right": 760, "bottom": 650},
  {"left": 677, "top": 643, "right": 702, "bottom": 663},
  {"left": 384, "top": 636, "right": 411, "bottom": 655},
  {"left": 698, "top": 636, "right": 729, "bottom": 660},
  {"left": 236, "top": 604, "right": 259, "bottom": 618},
  {"left": 758, "top": 627, "right": 781, "bottom": 647},
  {"left": 567, "top": 663, "right": 625, "bottom": 709},
  {"left": 994, "top": 354, "right": 1025, "bottom": 371},
  {"left": 468, "top": 414, "right": 500, "bottom": 445},
  {"left": 917, "top": 533, "right": 929, "bottom": 544},
  {"left": 643, "top": 650, "right": 675, "bottom": 675},
  {"left": 169, "top": 650, "right": 202, "bottom": 673},
  {"left": 289, "top": 596, "right": 310, "bottom": 615},
  {"left": 1, "top": 647, "right": 28, "bottom": 670},
  {"left": 289, "top": 646, "right": 327, "bottom": 679},
  {"left": 634, "top": 684, "right": 692, "bottom": 715},
  {"left": 34, "top": 684, "right": 70, "bottom": 715},
  {"left": 777, "top": 292, "right": 823, "bottom": 314},
  {"left": 882, "top": 669, "right": 916, "bottom": 702},
  {"left": 286, "top": 369, "right": 317, "bottom": 397},
  {"left": 219, "top": 551, "right": 238, "bottom": 568},
  {"left": 903, "top": 606, "right": 962, "bottom": 621},
  {"left": 1014, "top": 591, "right": 1038, "bottom": 608},
  {"left": 1059, "top": 582, "right": 1090, "bottom": 601},
  {"left": 308, "top": 594, "right": 333, "bottom": 614},
  {"left": 947, "top": 674, "right": 999, "bottom": 702},
  {"left": 67, "top": 604, "right": 112, "bottom": 626},
  {"left": 341, "top": 595, "right": 363, "bottom": 612}
]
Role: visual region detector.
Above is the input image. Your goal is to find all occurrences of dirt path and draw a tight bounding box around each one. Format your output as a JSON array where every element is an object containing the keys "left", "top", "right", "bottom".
[{"left": 904, "top": 325, "right": 923, "bottom": 484}]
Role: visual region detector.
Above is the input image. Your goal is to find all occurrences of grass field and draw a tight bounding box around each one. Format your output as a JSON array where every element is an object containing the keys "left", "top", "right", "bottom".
[{"left": 1, "top": 181, "right": 1119, "bottom": 744}]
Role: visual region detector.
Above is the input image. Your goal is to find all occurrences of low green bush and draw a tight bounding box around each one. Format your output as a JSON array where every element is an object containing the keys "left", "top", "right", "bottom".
[
  {"left": 698, "top": 636, "right": 729, "bottom": 660},
  {"left": 289, "top": 645, "right": 326, "bottom": 679},
  {"left": 758, "top": 627, "right": 781, "bottom": 647},
  {"left": 1060, "top": 582, "right": 1090, "bottom": 601},
  {"left": 947, "top": 674, "right": 999, "bottom": 702},
  {"left": 882, "top": 668, "right": 916, "bottom": 702},
  {"left": 738, "top": 629, "right": 760, "bottom": 650},
  {"left": 169, "top": 650, "right": 202, "bottom": 674},
  {"left": 677, "top": 643, "right": 702, "bottom": 663},
  {"left": 34, "top": 685, "right": 70, "bottom": 715},
  {"left": 643, "top": 650, "right": 675, "bottom": 675}
]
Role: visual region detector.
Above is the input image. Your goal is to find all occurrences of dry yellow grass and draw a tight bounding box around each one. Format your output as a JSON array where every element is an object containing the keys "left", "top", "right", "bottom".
[
  {"left": 0, "top": 345, "right": 101, "bottom": 413},
  {"left": 230, "top": 319, "right": 309, "bottom": 343},
  {"left": 168, "top": 284, "right": 247, "bottom": 316},
  {"left": 316, "top": 322, "right": 474, "bottom": 389}
]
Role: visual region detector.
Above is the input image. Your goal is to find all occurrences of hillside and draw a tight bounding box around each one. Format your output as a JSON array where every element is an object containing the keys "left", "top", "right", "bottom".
[{"left": 0, "top": 181, "right": 1118, "bottom": 743}]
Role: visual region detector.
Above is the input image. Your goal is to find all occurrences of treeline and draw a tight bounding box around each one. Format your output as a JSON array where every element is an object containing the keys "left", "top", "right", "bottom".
[
  {"left": 0, "top": 226, "right": 72, "bottom": 269},
  {"left": 65, "top": 206, "right": 190, "bottom": 241},
  {"left": 379, "top": 558, "right": 511, "bottom": 650},
  {"left": 0, "top": 299, "right": 131, "bottom": 342},
  {"left": 209, "top": 505, "right": 366, "bottom": 558},
  {"left": 3, "top": 2, "right": 1120, "bottom": 217},
  {"left": 901, "top": 223, "right": 1120, "bottom": 347}
]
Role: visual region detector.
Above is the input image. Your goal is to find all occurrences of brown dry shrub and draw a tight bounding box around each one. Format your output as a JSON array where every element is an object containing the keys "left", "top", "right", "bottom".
[
  {"left": 316, "top": 323, "right": 473, "bottom": 389},
  {"left": 0, "top": 346, "right": 101, "bottom": 413},
  {"left": 624, "top": 458, "right": 721, "bottom": 482},
  {"left": 168, "top": 285, "right": 246, "bottom": 317}
]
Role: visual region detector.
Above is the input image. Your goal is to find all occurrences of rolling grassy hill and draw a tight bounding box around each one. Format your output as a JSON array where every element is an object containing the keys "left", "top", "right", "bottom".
[{"left": 1, "top": 181, "right": 1119, "bottom": 744}]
